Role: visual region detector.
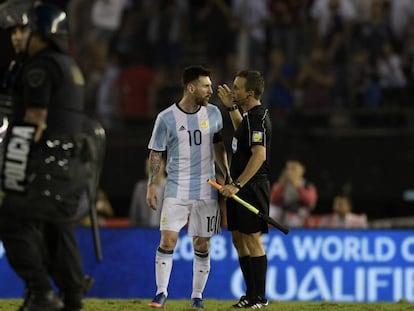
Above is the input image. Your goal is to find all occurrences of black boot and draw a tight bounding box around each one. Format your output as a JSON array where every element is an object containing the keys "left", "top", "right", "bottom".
[
  {"left": 19, "top": 289, "right": 63, "bottom": 311},
  {"left": 82, "top": 275, "right": 94, "bottom": 295},
  {"left": 62, "top": 290, "right": 83, "bottom": 311},
  {"left": 60, "top": 274, "right": 94, "bottom": 298}
]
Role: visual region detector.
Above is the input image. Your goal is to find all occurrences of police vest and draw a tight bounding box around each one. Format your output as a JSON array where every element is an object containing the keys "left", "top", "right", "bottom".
[{"left": 41, "top": 51, "right": 85, "bottom": 135}]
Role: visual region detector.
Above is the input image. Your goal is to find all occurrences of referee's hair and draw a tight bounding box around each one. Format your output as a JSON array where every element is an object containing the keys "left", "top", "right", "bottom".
[
  {"left": 236, "top": 70, "right": 265, "bottom": 99},
  {"left": 182, "top": 65, "right": 211, "bottom": 86}
]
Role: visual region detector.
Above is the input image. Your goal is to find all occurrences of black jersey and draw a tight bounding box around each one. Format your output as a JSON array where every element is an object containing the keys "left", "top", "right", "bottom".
[{"left": 230, "top": 105, "right": 272, "bottom": 182}]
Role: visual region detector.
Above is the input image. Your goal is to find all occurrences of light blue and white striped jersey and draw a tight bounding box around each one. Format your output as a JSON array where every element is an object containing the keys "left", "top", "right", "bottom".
[{"left": 148, "top": 103, "right": 223, "bottom": 200}]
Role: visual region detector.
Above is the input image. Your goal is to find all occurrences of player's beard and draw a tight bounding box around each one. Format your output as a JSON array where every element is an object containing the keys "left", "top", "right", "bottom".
[{"left": 195, "top": 96, "right": 210, "bottom": 106}]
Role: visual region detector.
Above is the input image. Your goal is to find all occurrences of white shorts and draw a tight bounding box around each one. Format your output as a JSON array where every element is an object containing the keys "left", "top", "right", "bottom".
[{"left": 160, "top": 198, "right": 221, "bottom": 237}]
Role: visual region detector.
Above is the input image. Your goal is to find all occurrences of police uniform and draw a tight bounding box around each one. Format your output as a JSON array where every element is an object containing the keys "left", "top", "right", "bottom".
[
  {"left": 0, "top": 4, "right": 91, "bottom": 310},
  {"left": 2, "top": 54, "right": 24, "bottom": 95},
  {"left": 227, "top": 105, "right": 272, "bottom": 234}
]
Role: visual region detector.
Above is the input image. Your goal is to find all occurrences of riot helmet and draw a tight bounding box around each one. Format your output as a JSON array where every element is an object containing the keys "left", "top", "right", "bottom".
[
  {"left": 27, "top": 1, "right": 69, "bottom": 52},
  {"left": 0, "top": 0, "right": 31, "bottom": 30}
]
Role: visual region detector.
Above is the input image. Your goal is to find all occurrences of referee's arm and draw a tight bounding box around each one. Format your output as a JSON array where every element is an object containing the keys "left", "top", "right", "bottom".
[
  {"left": 237, "top": 145, "right": 266, "bottom": 187},
  {"left": 227, "top": 106, "right": 243, "bottom": 130}
]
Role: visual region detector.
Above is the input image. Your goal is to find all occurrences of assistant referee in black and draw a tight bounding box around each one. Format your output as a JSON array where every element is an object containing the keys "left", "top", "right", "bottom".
[{"left": 217, "top": 70, "right": 272, "bottom": 308}]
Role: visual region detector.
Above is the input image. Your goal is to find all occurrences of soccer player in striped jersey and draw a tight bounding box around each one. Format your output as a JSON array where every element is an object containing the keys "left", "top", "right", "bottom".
[{"left": 146, "top": 65, "right": 230, "bottom": 309}]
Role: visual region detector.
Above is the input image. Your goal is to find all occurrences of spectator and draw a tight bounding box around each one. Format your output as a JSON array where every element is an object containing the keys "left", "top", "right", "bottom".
[
  {"left": 319, "top": 195, "right": 368, "bottom": 229},
  {"left": 95, "top": 50, "right": 121, "bottom": 130},
  {"left": 401, "top": 34, "right": 414, "bottom": 104},
  {"left": 111, "top": 1, "right": 150, "bottom": 65},
  {"left": 352, "top": 0, "right": 396, "bottom": 67},
  {"left": 322, "top": 0, "right": 352, "bottom": 106},
  {"left": 348, "top": 48, "right": 381, "bottom": 107},
  {"left": 198, "top": 0, "right": 235, "bottom": 68},
  {"left": 296, "top": 45, "right": 335, "bottom": 107},
  {"left": 113, "top": 59, "right": 157, "bottom": 121},
  {"left": 231, "top": 0, "right": 270, "bottom": 71},
  {"left": 351, "top": 0, "right": 375, "bottom": 23},
  {"left": 267, "top": 0, "right": 307, "bottom": 68},
  {"left": 83, "top": 39, "right": 109, "bottom": 115},
  {"left": 377, "top": 41, "right": 407, "bottom": 106},
  {"left": 66, "top": 0, "right": 94, "bottom": 67},
  {"left": 270, "top": 159, "right": 318, "bottom": 227},
  {"left": 387, "top": 0, "right": 414, "bottom": 41},
  {"left": 90, "top": 0, "right": 130, "bottom": 43},
  {"left": 146, "top": 0, "right": 188, "bottom": 67},
  {"left": 129, "top": 158, "right": 166, "bottom": 228},
  {"left": 265, "top": 47, "right": 296, "bottom": 112},
  {"left": 310, "top": 0, "right": 356, "bottom": 42}
]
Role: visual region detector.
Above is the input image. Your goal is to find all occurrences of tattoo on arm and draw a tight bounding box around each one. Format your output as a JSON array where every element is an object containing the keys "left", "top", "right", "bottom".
[{"left": 148, "top": 151, "right": 162, "bottom": 185}]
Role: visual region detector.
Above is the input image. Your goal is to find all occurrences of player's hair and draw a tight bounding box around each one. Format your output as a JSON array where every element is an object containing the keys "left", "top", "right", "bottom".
[
  {"left": 235, "top": 70, "right": 264, "bottom": 99},
  {"left": 182, "top": 65, "right": 211, "bottom": 86}
]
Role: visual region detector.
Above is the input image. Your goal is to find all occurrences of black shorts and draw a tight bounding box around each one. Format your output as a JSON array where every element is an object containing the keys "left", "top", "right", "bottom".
[{"left": 226, "top": 180, "right": 270, "bottom": 234}]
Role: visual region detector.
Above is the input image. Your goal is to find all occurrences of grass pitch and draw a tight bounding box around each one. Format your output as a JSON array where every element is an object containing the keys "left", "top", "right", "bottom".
[{"left": 1, "top": 299, "right": 414, "bottom": 311}]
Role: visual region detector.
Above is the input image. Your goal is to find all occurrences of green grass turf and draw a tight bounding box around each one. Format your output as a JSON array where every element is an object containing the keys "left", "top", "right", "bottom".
[{"left": 1, "top": 299, "right": 414, "bottom": 311}]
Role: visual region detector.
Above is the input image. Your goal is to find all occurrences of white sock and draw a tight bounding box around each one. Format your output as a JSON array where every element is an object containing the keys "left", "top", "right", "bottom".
[
  {"left": 155, "top": 247, "right": 173, "bottom": 297},
  {"left": 192, "top": 250, "right": 210, "bottom": 299}
]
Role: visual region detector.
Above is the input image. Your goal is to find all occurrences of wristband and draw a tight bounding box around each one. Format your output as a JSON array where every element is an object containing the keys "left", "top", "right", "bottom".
[
  {"left": 231, "top": 180, "right": 242, "bottom": 189},
  {"left": 227, "top": 105, "right": 238, "bottom": 112}
]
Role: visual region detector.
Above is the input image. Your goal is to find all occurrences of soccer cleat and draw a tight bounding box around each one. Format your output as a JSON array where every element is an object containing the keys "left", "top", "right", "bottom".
[
  {"left": 250, "top": 296, "right": 269, "bottom": 309},
  {"left": 191, "top": 298, "right": 204, "bottom": 309},
  {"left": 149, "top": 292, "right": 167, "bottom": 308},
  {"left": 250, "top": 303, "right": 262, "bottom": 309},
  {"left": 256, "top": 296, "right": 268, "bottom": 307},
  {"left": 232, "top": 295, "right": 250, "bottom": 308}
]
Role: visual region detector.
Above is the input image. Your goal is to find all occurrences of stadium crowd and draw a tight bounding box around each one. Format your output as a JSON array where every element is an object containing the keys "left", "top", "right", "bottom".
[{"left": 62, "top": 0, "right": 414, "bottom": 128}]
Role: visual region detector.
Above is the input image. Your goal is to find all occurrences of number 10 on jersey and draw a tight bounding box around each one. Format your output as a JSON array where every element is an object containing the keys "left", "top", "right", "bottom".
[{"left": 187, "top": 130, "right": 202, "bottom": 146}]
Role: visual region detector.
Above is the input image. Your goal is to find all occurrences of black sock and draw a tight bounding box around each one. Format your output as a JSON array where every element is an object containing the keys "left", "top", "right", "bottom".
[
  {"left": 239, "top": 256, "right": 255, "bottom": 299},
  {"left": 250, "top": 255, "right": 267, "bottom": 298},
  {"left": 157, "top": 247, "right": 173, "bottom": 255}
]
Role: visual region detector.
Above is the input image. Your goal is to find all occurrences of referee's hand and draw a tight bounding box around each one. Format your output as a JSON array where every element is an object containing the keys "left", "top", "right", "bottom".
[
  {"left": 146, "top": 184, "right": 158, "bottom": 210},
  {"left": 219, "top": 184, "right": 240, "bottom": 198},
  {"left": 217, "top": 84, "right": 233, "bottom": 108}
]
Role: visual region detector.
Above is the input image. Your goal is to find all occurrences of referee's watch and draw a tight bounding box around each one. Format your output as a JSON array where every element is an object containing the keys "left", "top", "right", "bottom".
[{"left": 231, "top": 180, "right": 242, "bottom": 190}]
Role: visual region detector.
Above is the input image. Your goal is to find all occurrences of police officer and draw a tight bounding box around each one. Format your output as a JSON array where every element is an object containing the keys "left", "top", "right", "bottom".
[
  {"left": 217, "top": 70, "right": 272, "bottom": 308},
  {"left": 0, "top": 3, "right": 29, "bottom": 94},
  {"left": 0, "top": 2, "right": 92, "bottom": 310},
  {"left": 0, "top": 0, "right": 31, "bottom": 144}
]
